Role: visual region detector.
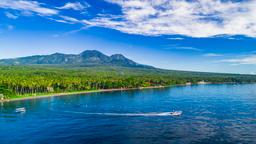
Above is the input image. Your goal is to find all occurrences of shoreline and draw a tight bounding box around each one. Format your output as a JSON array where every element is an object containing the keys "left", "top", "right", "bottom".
[
  {"left": 1, "top": 86, "right": 168, "bottom": 102},
  {"left": 1, "top": 82, "right": 252, "bottom": 103}
]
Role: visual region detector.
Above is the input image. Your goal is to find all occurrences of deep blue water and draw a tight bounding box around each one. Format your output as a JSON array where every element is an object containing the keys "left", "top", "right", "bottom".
[{"left": 1, "top": 84, "right": 256, "bottom": 144}]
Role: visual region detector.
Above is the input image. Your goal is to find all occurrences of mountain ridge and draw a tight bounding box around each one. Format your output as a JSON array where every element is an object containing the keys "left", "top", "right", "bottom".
[{"left": 0, "top": 50, "right": 153, "bottom": 68}]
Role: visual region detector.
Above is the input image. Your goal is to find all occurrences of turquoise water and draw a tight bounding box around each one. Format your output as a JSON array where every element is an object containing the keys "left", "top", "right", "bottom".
[{"left": 1, "top": 84, "right": 256, "bottom": 144}]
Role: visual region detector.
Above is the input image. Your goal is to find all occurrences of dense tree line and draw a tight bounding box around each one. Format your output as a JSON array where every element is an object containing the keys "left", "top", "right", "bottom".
[{"left": 1, "top": 66, "right": 256, "bottom": 99}]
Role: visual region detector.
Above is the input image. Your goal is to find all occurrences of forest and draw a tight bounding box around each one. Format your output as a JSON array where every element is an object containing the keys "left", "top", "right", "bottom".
[{"left": 1, "top": 65, "right": 256, "bottom": 99}]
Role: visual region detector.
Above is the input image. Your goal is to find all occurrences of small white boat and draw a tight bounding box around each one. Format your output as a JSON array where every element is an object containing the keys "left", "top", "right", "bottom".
[
  {"left": 15, "top": 107, "right": 26, "bottom": 113},
  {"left": 169, "top": 111, "right": 182, "bottom": 116}
]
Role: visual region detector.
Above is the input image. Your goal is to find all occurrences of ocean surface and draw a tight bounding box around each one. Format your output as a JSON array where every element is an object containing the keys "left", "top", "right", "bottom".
[{"left": 1, "top": 84, "right": 256, "bottom": 144}]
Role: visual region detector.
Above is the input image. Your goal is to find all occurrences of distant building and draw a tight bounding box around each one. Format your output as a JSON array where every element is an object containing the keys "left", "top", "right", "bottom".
[
  {"left": 197, "top": 80, "right": 209, "bottom": 85},
  {"left": 47, "top": 87, "right": 54, "bottom": 92},
  {"left": 185, "top": 82, "right": 192, "bottom": 85}
]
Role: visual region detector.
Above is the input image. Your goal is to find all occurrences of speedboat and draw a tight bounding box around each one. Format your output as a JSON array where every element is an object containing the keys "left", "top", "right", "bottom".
[
  {"left": 15, "top": 107, "right": 26, "bottom": 113},
  {"left": 169, "top": 111, "right": 182, "bottom": 116}
]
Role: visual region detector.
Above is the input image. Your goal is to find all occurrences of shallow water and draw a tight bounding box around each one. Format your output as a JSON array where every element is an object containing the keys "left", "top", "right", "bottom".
[{"left": 1, "top": 84, "right": 256, "bottom": 144}]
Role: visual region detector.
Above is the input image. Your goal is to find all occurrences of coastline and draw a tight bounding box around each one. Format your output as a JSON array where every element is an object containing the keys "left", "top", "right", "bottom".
[
  {"left": 1, "top": 82, "right": 248, "bottom": 103},
  {"left": 1, "top": 86, "right": 168, "bottom": 102}
]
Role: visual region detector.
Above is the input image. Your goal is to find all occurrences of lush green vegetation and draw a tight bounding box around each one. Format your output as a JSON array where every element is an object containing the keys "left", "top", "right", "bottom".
[
  {"left": 1, "top": 65, "right": 256, "bottom": 99},
  {"left": 0, "top": 85, "right": 15, "bottom": 98}
]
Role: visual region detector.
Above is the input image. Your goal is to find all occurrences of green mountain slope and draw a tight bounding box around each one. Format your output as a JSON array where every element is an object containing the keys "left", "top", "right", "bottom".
[{"left": 0, "top": 50, "right": 152, "bottom": 68}]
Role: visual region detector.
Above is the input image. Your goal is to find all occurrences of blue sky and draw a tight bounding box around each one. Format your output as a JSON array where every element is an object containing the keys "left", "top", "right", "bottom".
[{"left": 1, "top": 0, "right": 256, "bottom": 74}]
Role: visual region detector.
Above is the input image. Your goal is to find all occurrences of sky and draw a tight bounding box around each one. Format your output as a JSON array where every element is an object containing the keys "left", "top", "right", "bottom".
[{"left": 1, "top": 0, "right": 256, "bottom": 74}]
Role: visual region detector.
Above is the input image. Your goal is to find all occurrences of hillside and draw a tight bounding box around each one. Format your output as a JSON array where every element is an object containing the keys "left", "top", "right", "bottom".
[{"left": 0, "top": 50, "right": 152, "bottom": 68}]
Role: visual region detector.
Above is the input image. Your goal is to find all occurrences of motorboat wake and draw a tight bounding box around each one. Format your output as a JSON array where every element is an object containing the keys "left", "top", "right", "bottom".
[
  {"left": 60, "top": 110, "right": 183, "bottom": 117},
  {"left": 15, "top": 107, "right": 26, "bottom": 113}
]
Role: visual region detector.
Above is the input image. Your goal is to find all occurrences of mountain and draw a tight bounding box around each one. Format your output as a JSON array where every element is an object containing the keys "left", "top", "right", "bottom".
[{"left": 0, "top": 50, "right": 153, "bottom": 68}]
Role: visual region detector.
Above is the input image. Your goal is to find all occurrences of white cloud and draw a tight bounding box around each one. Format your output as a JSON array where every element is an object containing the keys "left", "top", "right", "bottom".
[
  {"left": 250, "top": 72, "right": 255, "bottom": 75},
  {"left": 212, "top": 35, "right": 243, "bottom": 40},
  {"left": 3, "top": 0, "right": 256, "bottom": 38},
  {"left": 5, "top": 12, "right": 18, "bottom": 19},
  {"left": 60, "top": 16, "right": 80, "bottom": 23},
  {"left": 51, "top": 26, "right": 90, "bottom": 38},
  {"left": 164, "top": 46, "right": 201, "bottom": 51},
  {"left": 167, "top": 37, "right": 184, "bottom": 40},
  {"left": 0, "top": 0, "right": 58, "bottom": 16},
  {"left": 58, "top": 2, "right": 89, "bottom": 11},
  {"left": 222, "top": 55, "right": 256, "bottom": 65},
  {"left": 48, "top": 18, "right": 72, "bottom": 24},
  {"left": 204, "top": 53, "right": 223, "bottom": 57},
  {"left": 226, "top": 37, "right": 239, "bottom": 40},
  {"left": 48, "top": 15, "right": 84, "bottom": 25},
  {"left": 82, "top": 0, "right": 256, "bottom": 37}
]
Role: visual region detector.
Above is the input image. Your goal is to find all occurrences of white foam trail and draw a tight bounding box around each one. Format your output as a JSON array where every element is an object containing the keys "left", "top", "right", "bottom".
[{"left": 60, "top": 111, "right": 182, "bottom": 117}]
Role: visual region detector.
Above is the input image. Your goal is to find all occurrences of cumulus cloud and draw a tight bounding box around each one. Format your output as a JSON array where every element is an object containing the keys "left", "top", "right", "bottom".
[
  {"left": 3, "top": 0, "right": 256, "bottom": 38},
  {"left": 83, "top": 0, "right": 256, "bottom": 37},
  {"left": 0, "top": 0, "right": 58, "bottom": 16},
  {"left": 0, "top": 0, "right": 89, "bottom": 26},
  {"left": 58, "top": 2, "right": 89, "bottom": 11},
  {"left": 222, "top": 55, "right": 256, "bottom": 65}
]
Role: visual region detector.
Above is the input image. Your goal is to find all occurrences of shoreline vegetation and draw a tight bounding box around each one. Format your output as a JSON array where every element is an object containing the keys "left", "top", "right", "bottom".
[
  {"left": 0, "top": 82, "right": 250, "bottom": 102},
  {"left": 1, "top": 86, "right": 169, "bottom": 102},
  {"left": 1, "top": 65, "right": 256, "bottom": 102}
]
